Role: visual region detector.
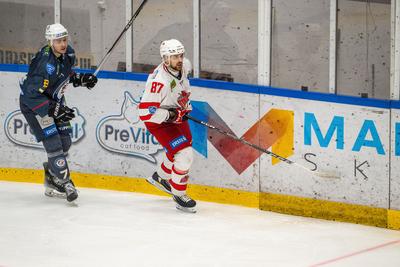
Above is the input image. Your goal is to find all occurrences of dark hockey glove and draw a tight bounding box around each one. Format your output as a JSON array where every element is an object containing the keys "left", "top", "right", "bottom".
[
  {"left": 71, "top": 73, "right": 98, "bottom": 89},
  {"left": 81, "top": 73, "right": 98, "bottom": 89},
  {"left": 48, "top": 101, "right": 75, "bottom": 123},
  {"left": 166, "top": 108, "right": 189, "bottom": 124}
]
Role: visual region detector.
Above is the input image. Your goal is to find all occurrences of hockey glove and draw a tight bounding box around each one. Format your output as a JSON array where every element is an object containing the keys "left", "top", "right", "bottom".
[
  {"left": 48, "top": 101, "right": 75, "bottom": 123},
  {"left": 166, "top": 108, "right": 189, "bottom": 124},
  {"left": 71, "top": 73, "right": 98, "bottom": 89}
]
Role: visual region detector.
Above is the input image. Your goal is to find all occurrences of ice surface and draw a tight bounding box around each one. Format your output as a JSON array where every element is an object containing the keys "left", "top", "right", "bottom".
[{"left": 0, "top": 181, "right": 399, "bottom": 267}]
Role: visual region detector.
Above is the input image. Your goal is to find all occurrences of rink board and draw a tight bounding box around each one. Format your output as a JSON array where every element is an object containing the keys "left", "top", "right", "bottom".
[
  {"left": 391, "top": 108, "right": 400, "bottom": 210},
  {"left": 259, "top": 94, "right": 390, "bottom": 208},
  {"left": 0, "top": 65, "right": 399, "bottom": 230}
]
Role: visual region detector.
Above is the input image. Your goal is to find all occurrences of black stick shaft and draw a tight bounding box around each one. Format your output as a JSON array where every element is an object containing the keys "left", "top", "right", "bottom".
[
  {"left": 187, "top": 113, "right": 340, "bottom": 178},
  {"left": 186, "top": 114, "right": 295, "bottom": 165},
  {"left": 94, "top": 0, "right": 148, "bottom": 76}
]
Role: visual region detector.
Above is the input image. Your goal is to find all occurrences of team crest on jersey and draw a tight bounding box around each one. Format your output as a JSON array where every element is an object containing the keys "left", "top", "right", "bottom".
[
  {"left": 170, "top": 80, "right": 176, "bottom": 91},
  {"left": 46, "top": 63, "right": 56, "bottom": 75}
]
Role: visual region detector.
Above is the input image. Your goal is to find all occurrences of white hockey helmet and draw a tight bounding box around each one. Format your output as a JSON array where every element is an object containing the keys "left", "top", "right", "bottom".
[
  {"left": 160, "top": 39, "right": 185, "bottom": 58},
  {"left": 45, "top": 23, "right": 68, "bottom": 41}
]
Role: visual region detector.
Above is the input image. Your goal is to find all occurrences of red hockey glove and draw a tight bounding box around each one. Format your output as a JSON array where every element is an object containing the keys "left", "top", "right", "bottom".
[{"left": 166, "top": 108, "right": 189, "bottom": 124}]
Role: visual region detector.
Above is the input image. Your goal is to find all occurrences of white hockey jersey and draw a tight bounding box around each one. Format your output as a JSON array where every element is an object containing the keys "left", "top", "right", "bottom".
[{"left": 139, "top": 62, "right": 191, "bottom": 124}]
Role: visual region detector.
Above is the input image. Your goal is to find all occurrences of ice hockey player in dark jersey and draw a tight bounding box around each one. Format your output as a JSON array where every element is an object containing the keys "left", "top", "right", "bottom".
[{"left": 19, "top": 23, "right": 97, "bottom": 202}]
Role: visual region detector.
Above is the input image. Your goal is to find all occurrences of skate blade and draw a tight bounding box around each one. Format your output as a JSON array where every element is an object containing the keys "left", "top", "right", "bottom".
[
  {"left": 45, "top": 188, "right": 79, "bottom": 204},
  {"left": 175, "top": 204, "right": 197, "bottom": 213},
  {"left": 45, "top": 188, "right": 66, "bottom": 199},
  {"left": 146, "top": 177, "right": 172, "bottom": 195}
]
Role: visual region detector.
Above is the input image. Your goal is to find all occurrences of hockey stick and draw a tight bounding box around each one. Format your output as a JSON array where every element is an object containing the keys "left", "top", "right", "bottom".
[
  {"left": 93, "top": 0, "right": 148, "bottom": 76},
  {"left": 186, "top": 115, "right": 340, "bottom": 179}
]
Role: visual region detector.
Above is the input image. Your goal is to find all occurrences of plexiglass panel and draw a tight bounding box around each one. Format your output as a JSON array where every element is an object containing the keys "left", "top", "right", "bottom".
[
  {"left": 200, "top": 0, "right": 258, "bottom": 83},
  {"left": 62, "top": 0, "right": 127, "bottom": 70},
  {"left": 337, "top": 0, "right": 390, "bottom": 99},
  {"left": 132, "top": 0, "right": 192, "bottom": 74},
  {"left": 271, "top": 0, "right": 330, "bottom": 92},
  {"left": 0, "top": 0, "right": 54, "bottom": 65}
]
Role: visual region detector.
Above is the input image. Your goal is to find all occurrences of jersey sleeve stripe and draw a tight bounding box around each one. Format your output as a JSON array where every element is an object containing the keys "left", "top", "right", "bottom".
[
  {"left": 139, "top": 114, "right": 153, "bottom": 121},
  {"left": 139, "top": 102, "right": 161, "bottom": 109},
  {"left": 32, "top": 100, "right": 50, "bottom": 111}
]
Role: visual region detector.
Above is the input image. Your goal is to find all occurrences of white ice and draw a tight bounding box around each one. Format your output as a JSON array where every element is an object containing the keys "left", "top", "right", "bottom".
[{"left": 0, "top": 181, "right": 400, "bottom": 267}]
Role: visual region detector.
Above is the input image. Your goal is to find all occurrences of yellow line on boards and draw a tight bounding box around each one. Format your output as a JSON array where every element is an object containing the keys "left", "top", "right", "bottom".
[{"left": 0, "top": 167, "right": 398, "bottom": 230}]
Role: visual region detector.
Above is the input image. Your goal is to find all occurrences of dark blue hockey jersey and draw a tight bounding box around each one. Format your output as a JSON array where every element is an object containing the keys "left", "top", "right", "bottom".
[{"left": 19, "top": 45, "right": 76, "bottom": 117}]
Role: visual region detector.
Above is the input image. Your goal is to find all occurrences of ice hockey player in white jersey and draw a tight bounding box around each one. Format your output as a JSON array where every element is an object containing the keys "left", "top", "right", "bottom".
[{"left": 139, "top": 39, "right": 196, "bottom": 213}]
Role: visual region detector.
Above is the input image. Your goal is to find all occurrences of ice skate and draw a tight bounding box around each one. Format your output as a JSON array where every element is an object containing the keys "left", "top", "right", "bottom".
[
  {"left": 64, "top": 182, "right": 78, "bottom": 202},
  {"left": 173, "top": 194, "right": 196, "bottom": 213},
  {"left": 43, "top": 162, "right": 66, "bottom": 199},
  {"left": 146, "top": 172, "right": 172, "bottom": 195},
  {"left": 43, "top": 162, "right": 78, "bottom": 202}
]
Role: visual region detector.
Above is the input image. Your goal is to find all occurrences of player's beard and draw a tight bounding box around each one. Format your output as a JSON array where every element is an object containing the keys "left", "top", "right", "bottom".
[{"left": 171, "top": 62, "right": 182, "bottom": 72}]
